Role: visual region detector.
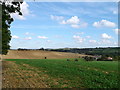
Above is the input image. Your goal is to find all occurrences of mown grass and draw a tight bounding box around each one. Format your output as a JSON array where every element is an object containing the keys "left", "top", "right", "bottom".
[{"left": 5, "top": 58, "right": 118, "bottom": 88}]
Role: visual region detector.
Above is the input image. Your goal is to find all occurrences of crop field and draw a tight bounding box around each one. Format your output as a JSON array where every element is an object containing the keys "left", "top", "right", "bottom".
[
  {"left": 2, "top": 58, "right": 118, "bottom": 88},
  {"left": 2, "top": 50, "right": 89, "bottom": 59}
]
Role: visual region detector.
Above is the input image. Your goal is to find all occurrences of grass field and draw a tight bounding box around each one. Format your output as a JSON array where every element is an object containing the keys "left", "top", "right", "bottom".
[
  {"left": 2, "top": 58, "right": 118, "bottom": 88},
  {"left": 2, "top": 50, "right": 89, "bottom": 59}
]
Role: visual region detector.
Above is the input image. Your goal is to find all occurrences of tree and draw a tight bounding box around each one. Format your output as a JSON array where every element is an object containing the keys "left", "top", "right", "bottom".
[{"left": 0, "top": 0, "right": 23, "bottom": 55}]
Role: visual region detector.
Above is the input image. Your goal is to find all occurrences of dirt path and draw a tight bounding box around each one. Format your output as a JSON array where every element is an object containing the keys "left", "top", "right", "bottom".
[{"left": 2, "top": 61, "right": 51, "bottom": 88}]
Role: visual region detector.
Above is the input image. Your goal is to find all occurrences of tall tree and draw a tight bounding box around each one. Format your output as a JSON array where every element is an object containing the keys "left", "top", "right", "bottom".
[{"left": 0, "top": 0, "right": 23, "bottom": 55}]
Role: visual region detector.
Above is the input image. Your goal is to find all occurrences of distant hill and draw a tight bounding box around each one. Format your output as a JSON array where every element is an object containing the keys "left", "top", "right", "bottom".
[{"left": 48, "top": 47, "right": 119, "bottom": 61}]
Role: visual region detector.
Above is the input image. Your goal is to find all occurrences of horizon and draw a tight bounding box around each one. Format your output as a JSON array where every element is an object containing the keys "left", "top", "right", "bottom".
[
  {"left": 10, "top": 46, "right": 119, "bottom": 50},
  {"left": 10, "top": 2, "right": 118, "bottom": 49}
]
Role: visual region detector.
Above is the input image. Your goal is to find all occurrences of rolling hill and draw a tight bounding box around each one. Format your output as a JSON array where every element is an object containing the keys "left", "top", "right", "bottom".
[{"left": 2, "top": 50, "right": 89, "bottom": 59}]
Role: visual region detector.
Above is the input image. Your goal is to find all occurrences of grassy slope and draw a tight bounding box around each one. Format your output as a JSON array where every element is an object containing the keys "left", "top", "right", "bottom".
[
  {"left": 6, "top": 59, "right": 118, "bottom": 88},
  {"left": 2, "top": 50, "right": 88, "bottom": 59}
]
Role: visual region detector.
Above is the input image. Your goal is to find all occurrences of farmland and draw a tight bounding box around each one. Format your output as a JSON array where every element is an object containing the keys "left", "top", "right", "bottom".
[
  {"left": 2, "top": 58, "right": 118, "bottom": 88},
  {"left": 2, "top": 50, "right": 89, "bottom": 59}
]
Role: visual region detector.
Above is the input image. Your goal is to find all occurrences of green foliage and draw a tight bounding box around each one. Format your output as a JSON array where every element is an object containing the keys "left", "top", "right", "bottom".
[
  {"left": 6, "top": 59, "right": 118, "bottom": 88},
  {"left": 49, "top": 47, "right": 119, "bottom": 61},
  {"left": 0, "top": 1, "right": 23, "bottom": 55}
]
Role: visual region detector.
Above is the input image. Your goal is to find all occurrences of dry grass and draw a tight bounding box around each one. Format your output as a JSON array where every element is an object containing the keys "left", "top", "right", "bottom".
[
  {"left": 2, "top": 61, "right": 51, "bottom": 88},
  {"left": 2, "top": 60, "right": 71, "bottom": 88},
  {"left": 2, "top": 50, "right": 88, "bottom": 59}
]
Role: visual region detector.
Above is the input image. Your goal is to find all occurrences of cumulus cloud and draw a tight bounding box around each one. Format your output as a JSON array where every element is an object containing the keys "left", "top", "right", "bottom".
[
  {"left": 11, "top": 2, "right": 30, "bottom": 20},
  {"left": 63, "top": 16, "right": 87, "bottom": 28},
  {"left": 12, "top": 35, "right": 19, "bottom": 39},
  {"left": 65, "top": 16, "right": 80, "bottom": 24},
  {"left": 101, "top": 33, "right": 112, "bottom": 39},
  {"left": 51, "top": 15, "right": 87, "bottom": 28},
  {"left": 38, "top": 36, "right": 48, "bottom": 39},
  {"left": 93, "top": 20, "right": 116, "bottom": 28},
  {"left": 113, "top": 28, "right": 120, "bottom": 34},
  {"left": 89, "top": 40, "right": 97, "bottom": 43},
  {"left": 25, "top": 37, "right": 32, "bottom": 40},
  {"left": 73, "top": 35, "right": 85, "bottom": 43}
]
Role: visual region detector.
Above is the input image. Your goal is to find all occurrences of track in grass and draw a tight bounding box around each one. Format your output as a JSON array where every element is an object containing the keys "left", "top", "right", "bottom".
[{"left": 3, "top": 59, "right": 118, "bottom": 88}]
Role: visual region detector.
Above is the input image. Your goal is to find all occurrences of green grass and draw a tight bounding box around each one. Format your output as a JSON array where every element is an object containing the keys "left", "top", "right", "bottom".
[{"left": 5, "top": 58, "right": 118, "bottom": 88}]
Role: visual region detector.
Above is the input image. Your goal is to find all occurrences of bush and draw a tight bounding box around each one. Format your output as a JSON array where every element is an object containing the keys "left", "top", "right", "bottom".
[{"left": 74, "top": 58, "right": 78, "bottom": 61}]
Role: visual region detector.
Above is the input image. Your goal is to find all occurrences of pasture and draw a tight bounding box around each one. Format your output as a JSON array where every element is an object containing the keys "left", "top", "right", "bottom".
[{"left": 2, "top": 58, "right": 118, "bottom": 88}]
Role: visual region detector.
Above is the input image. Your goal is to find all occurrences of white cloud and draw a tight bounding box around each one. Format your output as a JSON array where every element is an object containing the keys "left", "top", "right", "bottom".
[
  {"left": 11, "top": 2, "right": 30, "bottom": 20},
  {"left": 11, "top": 13, "right": 26, "bottom": 20},
  {"left": 51, "top": 15, "right": 64, "bottom": 21},
  {"left": 52, "top": 15, "right": 87, "bottom": 28},
  {"left": 71, "top": 24, "right": 80, "bottom": 28},
  {"left": 46, "top": 40, "right": 52, "bottom": 43},
  {"left": 38, "top": 36, "right": 48, "bottom": 39},
  {"left": 66, "top": 16, "right": 80, "bottom": 24},
  {"left": 25, "top": 37, "right": 32, "bottom": 40},
  {"left": 25, "top": 32, "right": 34, "bottom": 35},
  {"left": 101, "top": 39, "right": 111, "bottom": 44},
  {"left": 86, "top": 36, "right": 91, "bottom": 38},
  {"left": 73, "top": 35, "right": 85, "bottom": 43},
  {"left": 80, "top": 22, "right": 88, "bottom": 27},
  {"left": 89, "top": 40, "right": 97, "bottom": 43},
  {"left": 60, "top": 20, "right": 66, "bottom": 24},
  {"left": 113, "top": 28, "right": 120, "bottom": 34},
  {"left": 12, "top": 35, "right": 19, "bottom": 39},
  {"left": 113, "top": 10, "right": 118, "bottom": 14},
  {"left": 108, "top": 7, "right": 118, "bottom": 15},
  {"left": 93, "top": 20, "right": 116, "bottom": 28},
  {"left": 17, "top": 47, "right": 28, "bottom": 49},
  {"left": 97, "top": 39, "right": 112, "bottom": 45},
  {"left": 71, "top": 23, "right": 88, "bottom": 28},
  {"left": 25, "top": 32, "right": 30, "bottom": 35},
  {"left": 101, "top": 33, "right": 112, "bottom": 39},
  {"left": 114, "top": 42, "right": 118, "bottom": 45},
  {"left": 21, "top": 2, "right": 30, "bottom": 16}
]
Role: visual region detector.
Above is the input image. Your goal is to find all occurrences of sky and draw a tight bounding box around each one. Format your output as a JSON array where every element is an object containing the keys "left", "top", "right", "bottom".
[{"left": 10, "top": 2, "right": 119, "bottom": 49}]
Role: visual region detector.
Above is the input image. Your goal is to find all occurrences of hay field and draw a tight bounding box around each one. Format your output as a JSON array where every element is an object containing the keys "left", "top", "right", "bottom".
[{"left": 2, "top": 50, "right": 88, "bottom": 59}]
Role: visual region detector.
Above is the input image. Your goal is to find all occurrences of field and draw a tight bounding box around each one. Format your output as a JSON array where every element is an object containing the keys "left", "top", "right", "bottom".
[
  {"left": 2, "top": 58, "right": 118, "bottom": 88},
  {"left": 2, "top": 50, "right": 89, "bottom": 59}
]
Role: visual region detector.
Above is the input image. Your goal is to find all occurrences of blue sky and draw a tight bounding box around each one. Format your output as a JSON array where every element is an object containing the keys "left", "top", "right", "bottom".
[{"left": 10, "top": 2, "right": 118, "bottom": 49}]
